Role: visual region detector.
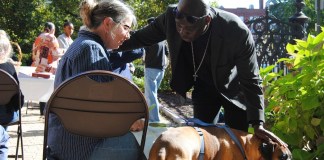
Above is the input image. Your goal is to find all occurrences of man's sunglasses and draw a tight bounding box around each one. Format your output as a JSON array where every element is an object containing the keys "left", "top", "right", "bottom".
[{"left": 172, "top": 7, "right": 207, "bottom": 24}]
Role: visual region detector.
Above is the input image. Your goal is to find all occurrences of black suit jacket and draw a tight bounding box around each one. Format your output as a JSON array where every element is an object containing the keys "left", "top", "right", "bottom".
[{"left": 119, "top": 6, "right": 265, "bottom": 123}]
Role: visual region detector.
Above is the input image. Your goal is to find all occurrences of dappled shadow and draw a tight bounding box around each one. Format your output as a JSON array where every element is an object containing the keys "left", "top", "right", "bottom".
[{"left": 8, "top": 129, "right": 44, "bottom": 138}]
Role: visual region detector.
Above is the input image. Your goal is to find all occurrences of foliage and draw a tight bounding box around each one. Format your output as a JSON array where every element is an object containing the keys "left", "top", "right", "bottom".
[
  {"left": 268, "top": 0, "right": 322, "bottom": 35},
  {"left": 0, "top": 0, "right": 54, "bottom": 64},
  {"left": 0, "top": 0, "right": 180, "bottom": 63},
  {"left": 133, "top": 75, "right": 144, "bottom": 92},
  {"left": 132, "top": 59, "right": 172, "bottom": 93},
  {"left": 49, "top": 0, "right": 83, "bottom": 38},
  {"left": 260, "top": 28, "right": 324, "bottom": 160},
  {"left": 125, "top": 0, "right": 178, "bottom": 28},
  {"left": 159, "top": 65, "right": 172, "bottom": 92}
]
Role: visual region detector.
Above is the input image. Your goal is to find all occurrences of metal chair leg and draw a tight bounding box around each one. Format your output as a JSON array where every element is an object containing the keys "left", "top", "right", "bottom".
[
  {"left": 25, "top": 100, "right": 30, "bottom": 115},
  {"left": 9, "top": 124, "right": 24, "bottom": 160}
]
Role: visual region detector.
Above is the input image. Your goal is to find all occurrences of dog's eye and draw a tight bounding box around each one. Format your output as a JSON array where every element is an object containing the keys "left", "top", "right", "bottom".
[
  {"left": 259, "top": 142, "right": 276, "bottom": 160},
  {"left": 279, "top": 153, "right": 289, "bottom": 160}
]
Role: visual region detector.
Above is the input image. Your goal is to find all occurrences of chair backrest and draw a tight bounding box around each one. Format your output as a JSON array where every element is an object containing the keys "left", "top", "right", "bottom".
[
  {"left": 43, "top": 70, "right": 149, "bottom": 157},
  {"left": 0, "top": 69, "right": 20, "bottom": 106}
]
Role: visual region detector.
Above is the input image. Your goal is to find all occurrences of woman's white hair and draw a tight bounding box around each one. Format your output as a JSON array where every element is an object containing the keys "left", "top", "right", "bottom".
[{"left": 0, "top": 30, "right": 12, "bottom": 63}]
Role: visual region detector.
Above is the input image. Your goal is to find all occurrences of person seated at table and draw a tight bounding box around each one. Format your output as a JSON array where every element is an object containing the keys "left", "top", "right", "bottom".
[
  {"left": 47, "top": 0, "right": 144, "bottom": 159},
  {"left": 0, "top": 30, "right": 24, "bottom": 128},
  {"left": 31, "top": 22, "right": 62, "bottom": 74}
]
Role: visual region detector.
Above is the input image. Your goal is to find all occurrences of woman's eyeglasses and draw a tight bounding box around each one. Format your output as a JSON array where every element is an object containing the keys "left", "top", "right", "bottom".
[
  {"left": 112, "top": 19, "right": 132, "bottom": 34},
  {"left": 173, "top": 7, "right": 207, "bottom": 24}
]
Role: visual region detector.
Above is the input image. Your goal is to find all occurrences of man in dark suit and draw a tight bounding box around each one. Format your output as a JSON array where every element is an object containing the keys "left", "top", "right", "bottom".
[{"left": 119, "top": 0, "right": 287, "bottom": 146}]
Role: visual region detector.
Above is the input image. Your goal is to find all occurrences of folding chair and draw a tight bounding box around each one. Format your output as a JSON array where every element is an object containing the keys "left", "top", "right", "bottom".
[
  {"left": 0, "top": 69, "right": 24, "bottom": 160},
  {"left": 43, "top": 70, "right": 149, "bottom": 160}
]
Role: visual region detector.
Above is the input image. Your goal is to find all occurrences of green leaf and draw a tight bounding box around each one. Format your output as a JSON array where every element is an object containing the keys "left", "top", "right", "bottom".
[
  {"left": 260, "top": 65, "right": 275, "bottom": 74},
  {"left": 294, "top": 55, "right": 302, "bottom": 66},
  {"left": 275, "top": 121, "right": 286, "bottom": 130},
  {"left": 313, "top": 31, "right": 324, "bottom": 45},
  {"left": 264, "top": 72, "right": 279, "bottom": 83},
  {"left": 316, "top": 143, "right": 324, "bottom": 156},
  {"left": 282, "top": 131, "right": 301, "bottom": 146},
  {"left": 304, "top": 125, "right": 315, "bottom": 139},
  {"left": 149, "top": 122, "right": 169, "bottom": 127},
  {"left": 295, "top": 39, "right": 308, "bottom": 48},
  {"left": 307, "top": 34, "right": 315, "bottom": 44},
  {"left": 148, "top": 104, "right": 156, "bottom": 111},
  {"left": 288, "top": 118, "right": 297, "bottom": 133},
  {"left": 286, "top": 43, "right": 295, "bottom": 53},
  {"left": 277, "top": 58, "right": 292, "bottom": 63},
  {"left": 292, "top": 149, "right": 315, "bottom": 160},
  {"left": 311, "top": 117, "right": 321, "bottom": 126},
  {"left": 320, "top": 119, "right": 324, "bottom": 134},
  {"left": 301, "top": 96, "right": 320, "bottom": 111}
]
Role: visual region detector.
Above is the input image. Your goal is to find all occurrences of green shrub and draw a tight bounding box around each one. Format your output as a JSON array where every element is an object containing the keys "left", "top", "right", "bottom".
[
  {"left": 134, "top": 64, "right": 144, "bottom": 78},
  {"left": 159, "top": 65, "right": 172, "bottom": 93},
  {"left": 260, "top": 28, "right": 324, "bottom": 160},
  {"left": 133, "top": 75, "right": 144, "bottom": 92},
  {"left": 21, "top": 53, "right": 32, "bottom": 66},
  {"left": 133, "top": 63, "right": 172, "bottom": 93}
]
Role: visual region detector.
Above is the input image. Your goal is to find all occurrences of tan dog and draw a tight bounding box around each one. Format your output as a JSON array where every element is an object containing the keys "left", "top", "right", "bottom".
[{"left": 149, "top": 126, "right": 292, "bottom": 160}]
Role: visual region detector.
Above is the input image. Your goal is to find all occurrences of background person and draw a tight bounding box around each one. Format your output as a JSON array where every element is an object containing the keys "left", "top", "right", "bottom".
[
  {"left": 0, "top": 30, "right": 24, "bottom": 128},
  {"left": 31, "top": 22, "right": 62, "bottom": 73},
  {"left": 31, "top": 22, "right": 61, "bottom": 115},
  {"left": 143, "top": 17, "right": 169, "bottom": 122},
  {"left": 48, "top": 0, "right": 143, "bottom": 159},
  {"left": 57, "top": 20, "right": 74, "bottom": 53},
  {"left": 119, "top": 0, "right": 287, "bottom": 146},
  {"left": 0, "top": 30, "right": 24, "bottom": 160}
]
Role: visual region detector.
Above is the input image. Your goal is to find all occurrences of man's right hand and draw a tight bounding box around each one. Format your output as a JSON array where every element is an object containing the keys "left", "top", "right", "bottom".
[
  {"left": 130, "top": 119, "right": 145, "bottom": 132},
  {"left": 253, "top": 124, "right": 288, "bottom": 147}
]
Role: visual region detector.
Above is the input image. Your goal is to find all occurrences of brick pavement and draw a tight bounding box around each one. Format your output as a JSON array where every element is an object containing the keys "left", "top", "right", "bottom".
[
  {"left": 7, "top": 103, "right": 44, "bottom": 160},
  {"left": 6, "top": 103, "right": 172, "bottom": 160}
]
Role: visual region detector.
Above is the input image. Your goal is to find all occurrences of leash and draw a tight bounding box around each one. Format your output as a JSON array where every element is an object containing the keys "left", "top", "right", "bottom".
[{"left": 186, "top": 118, "right": 248, "bottom": 160}]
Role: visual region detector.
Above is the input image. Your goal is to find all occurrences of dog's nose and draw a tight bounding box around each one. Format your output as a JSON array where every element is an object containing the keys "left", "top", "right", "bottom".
[{"left": 279, "top": 153, "right": 289, "bottom": 160}]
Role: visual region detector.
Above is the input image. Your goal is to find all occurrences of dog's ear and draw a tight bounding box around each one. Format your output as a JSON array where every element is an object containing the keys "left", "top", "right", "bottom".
[{"left": 259, "top": 142, "right": 274, "bottom": 160}]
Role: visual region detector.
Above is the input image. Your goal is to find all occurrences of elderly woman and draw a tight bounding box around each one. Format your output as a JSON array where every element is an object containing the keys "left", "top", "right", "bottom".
[
  {"left": 0, "top": 30, "right": 24, "bottom": 126},
  {"left": 0, "top": 30, "right": 24, "bottom": 160},
  {"left": 47, "top": 0, "right": 143, "bottom": 159}
]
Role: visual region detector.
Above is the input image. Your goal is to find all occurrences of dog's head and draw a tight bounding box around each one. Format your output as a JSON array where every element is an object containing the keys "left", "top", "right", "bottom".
[{"left": 259, "top": 142, "right": 292, "bottom": 160}]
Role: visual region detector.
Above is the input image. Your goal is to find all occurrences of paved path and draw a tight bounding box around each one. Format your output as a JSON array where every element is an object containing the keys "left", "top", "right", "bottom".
[
  {"left": 7, "top": 104, "right": 44, "bottom": 160},
  {"left": 6, "top": 103, "right": 171, "bottom": 160}
]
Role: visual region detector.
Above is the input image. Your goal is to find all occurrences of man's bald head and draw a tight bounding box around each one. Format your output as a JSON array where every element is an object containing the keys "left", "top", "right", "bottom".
[{"left": 178, "top": 0, "right": 210, "bottom": 17}]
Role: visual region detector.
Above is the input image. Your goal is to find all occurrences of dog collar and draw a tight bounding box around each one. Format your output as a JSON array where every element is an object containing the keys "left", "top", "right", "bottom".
[{"left": 193, "top": 127, "right": 205, "bottom": 160}]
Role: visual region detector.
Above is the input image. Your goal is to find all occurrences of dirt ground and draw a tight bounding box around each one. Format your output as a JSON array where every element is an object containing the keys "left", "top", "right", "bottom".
[{"left": 158, "top": 92, "right": 193, "bottom": 120}]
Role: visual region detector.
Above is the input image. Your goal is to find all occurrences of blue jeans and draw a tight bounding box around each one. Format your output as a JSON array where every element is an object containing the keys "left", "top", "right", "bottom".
[
  {"left": 144, "top": 68, "right": 165, "bottom": 122},
  {"left": 0, "top": 125, "right": 9, "bottom": 160},
  {"left": 89, "top": 132, "right": 140, "bottom": 160},
  {"left": 0, "top": 107, "right": 19, "bottom": 130}
]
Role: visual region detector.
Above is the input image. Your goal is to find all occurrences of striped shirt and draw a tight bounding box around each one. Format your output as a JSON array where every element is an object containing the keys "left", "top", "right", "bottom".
[{"left": 48, "top": 30, "right": 112, "bottom": 160}]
